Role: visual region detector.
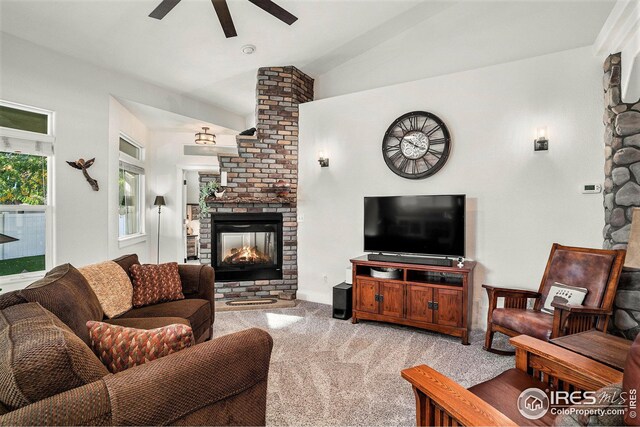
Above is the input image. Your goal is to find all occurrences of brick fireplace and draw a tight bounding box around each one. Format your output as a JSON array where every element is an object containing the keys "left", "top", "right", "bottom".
[{"left": 200, "top": 66, "right": 314, "bottom": 300}]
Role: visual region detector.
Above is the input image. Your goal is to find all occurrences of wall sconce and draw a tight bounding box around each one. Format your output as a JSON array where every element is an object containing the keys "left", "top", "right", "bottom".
[
  {"left": 534, "top": 127, "right": 549, "bottom": 151},
  {"left": 318, "top": 151, "right": 329, "bottom": 167}
]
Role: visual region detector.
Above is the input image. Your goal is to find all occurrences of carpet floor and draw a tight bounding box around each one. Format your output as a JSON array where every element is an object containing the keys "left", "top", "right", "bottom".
[{"left": 212, "top": 300, "right": 514, "bottom": 426}]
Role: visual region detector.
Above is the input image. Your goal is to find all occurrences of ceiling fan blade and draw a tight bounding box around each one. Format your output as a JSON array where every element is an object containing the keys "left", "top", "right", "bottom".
[
  {"left": 248, "top": 0, "right": 297, "bottom": 25},
  {"left": 211, "top": 0, "right": 238, "bottom": 38},
  {"left": 149, "top": 0, "right": 181, "bottom": 19}
]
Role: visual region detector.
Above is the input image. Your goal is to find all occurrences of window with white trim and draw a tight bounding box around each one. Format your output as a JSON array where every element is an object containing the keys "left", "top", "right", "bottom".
[
  {"left": 118, "top": 135, "right": 145, "bottom": 240},
  {"left": 0, "top": 100, "right": 54, "bottom": 279}
]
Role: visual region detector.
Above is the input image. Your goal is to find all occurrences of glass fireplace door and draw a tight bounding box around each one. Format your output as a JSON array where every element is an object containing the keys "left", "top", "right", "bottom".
[
  {"left": 218, "top": 227, "right": 277, "bottom": 267},
  {"left": 212, "top": 212, "right": 283, "bottom": 282}
]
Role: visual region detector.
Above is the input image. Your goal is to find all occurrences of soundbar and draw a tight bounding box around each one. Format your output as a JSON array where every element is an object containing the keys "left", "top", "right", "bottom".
[{"left": 367, "top": 253, "right": 452, "bottom": 267}]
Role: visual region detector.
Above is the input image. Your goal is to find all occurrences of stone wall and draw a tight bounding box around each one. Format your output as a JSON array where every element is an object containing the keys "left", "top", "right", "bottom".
[
  {"left": 200, "top": 66, "right": 314, "bottom": 300},
  {"left": 602, "top": 52, "right": 640, "bottom": 337}
]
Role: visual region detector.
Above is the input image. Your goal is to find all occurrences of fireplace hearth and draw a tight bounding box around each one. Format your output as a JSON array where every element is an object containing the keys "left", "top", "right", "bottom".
[{"left": 212, "top": 213, "right": 283, "bottom": 282}]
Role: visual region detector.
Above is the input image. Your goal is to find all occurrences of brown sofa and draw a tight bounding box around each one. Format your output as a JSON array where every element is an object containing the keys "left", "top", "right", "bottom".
[
  {"left": 0, "top": 256, "right": 274, "bottom": 425},
  {"left": 110, "top": 254, "right": 215, "bottom": 342}
]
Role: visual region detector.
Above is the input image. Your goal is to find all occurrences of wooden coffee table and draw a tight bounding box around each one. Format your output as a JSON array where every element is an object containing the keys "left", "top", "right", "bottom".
[{"left": 550, "top": 330, "right": 632, "bottom": 371}]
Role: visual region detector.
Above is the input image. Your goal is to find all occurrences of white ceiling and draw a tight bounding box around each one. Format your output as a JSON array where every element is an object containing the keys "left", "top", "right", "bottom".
[
  {"left": 1, "top": 0, "right": 616, "bottom": 118},
  {"left": 117, "top": 97, "right": 240, "bottom": 148}
]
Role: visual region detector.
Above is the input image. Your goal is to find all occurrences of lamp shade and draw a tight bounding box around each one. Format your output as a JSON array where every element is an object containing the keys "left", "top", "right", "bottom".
[
  {"left": 0, "top": 233, "right": 18, "bottom": 244},
  {"left": 154, "top": 196, "right": 166, "bottom": 207},
  {"left": 195, "top": 127, "right": 216, "bottom": 145}
]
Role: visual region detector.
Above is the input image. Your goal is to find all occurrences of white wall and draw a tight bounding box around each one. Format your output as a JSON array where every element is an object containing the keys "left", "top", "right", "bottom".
[
  {"left": 0, "top": 33, "right": 244, "bottom": 274},
  {"left": 145, "top": 130, "right": 221, "bottom": 264},
  {"left": 185, "top": 171, "right": 201, "bottom": 204},
  {"left": 298, "top": 46, "right": 607, "bottom": 329},
  {"left": 108, "top": 97, "right": 149, "bottom": 260}
]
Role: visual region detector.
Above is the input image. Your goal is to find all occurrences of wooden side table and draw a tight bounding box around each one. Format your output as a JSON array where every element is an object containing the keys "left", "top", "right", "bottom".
[{"left": 550, "top": 330, "right": 632, "bottom": 371}]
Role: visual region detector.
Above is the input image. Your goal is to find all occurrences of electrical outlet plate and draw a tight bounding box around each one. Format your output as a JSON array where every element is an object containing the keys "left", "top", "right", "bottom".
[{"left": 582, "top": 184, "right": 602, "bottom": 194}]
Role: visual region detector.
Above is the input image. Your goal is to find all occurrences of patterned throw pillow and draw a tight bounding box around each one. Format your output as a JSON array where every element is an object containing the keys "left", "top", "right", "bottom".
[
  {"left": 129, "top": 262, "right": 185, "bottom": 308},
  {"left": 79, "top": 261, "right": 134, "bottom": 318},
  {"left": 86, "top": 321, "right": 194, "bottom": 373}
]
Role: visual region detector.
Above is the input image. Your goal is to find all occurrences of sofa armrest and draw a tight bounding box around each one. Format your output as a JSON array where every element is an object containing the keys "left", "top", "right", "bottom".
[
  {"left": 0, "top": 380, "right": 112, "bottom": 426},
  {"left": 179, "top": 263, "right": 215, "bottom": 320},
  {"left": 401, "top": 365, "right": 517, "bottom": 426},
  {"left": 104, "top": 327, "right": 273, "bottom": 426}
]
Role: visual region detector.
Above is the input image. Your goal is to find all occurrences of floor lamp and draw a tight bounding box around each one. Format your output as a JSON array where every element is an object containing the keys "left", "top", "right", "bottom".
[{"left": 154, "top": 196, "right": 166, "bottom": 264}]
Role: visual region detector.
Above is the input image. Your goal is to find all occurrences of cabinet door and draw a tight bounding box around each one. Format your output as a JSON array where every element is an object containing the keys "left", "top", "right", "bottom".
[
  {"left": 434, "top": 288, "right": 463, "bottom": 327},
  {"left": 380, "top": 282, "right": 404, "bottom": 318},
  {"left": 407, "top": 284, "right": 433, "bottom": 323},
  {"left": 356, "top": 279, "right": 378, "bottom": 314}
]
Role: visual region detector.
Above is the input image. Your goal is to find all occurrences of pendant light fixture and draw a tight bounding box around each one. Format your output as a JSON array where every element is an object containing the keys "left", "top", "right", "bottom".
[{"left": 195, "top": 127, "right": 216, "bottom": 145}]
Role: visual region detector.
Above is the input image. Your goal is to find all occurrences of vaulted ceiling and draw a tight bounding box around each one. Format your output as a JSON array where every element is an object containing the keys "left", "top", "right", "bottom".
[{"left": 0, "top": 0, "right": 616, "bottom": 118}]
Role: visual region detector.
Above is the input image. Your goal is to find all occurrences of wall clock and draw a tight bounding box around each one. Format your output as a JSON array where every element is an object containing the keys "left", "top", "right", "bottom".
[{"left": 382, "top": 111, "right": 451, "bottom": 179}]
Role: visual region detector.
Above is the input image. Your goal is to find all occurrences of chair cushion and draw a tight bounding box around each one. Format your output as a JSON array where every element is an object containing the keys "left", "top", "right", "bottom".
[
  {"left": 469, "top": 368, "right": 556, "bottom": 426},
  {"left": 79, "top": 261, "right": 133, "bottom": 318},
  {"left": 105, "top": 316, "right": 190, "bottom": 329},
  {"left": 0, "top": 303, "right": 108, "bottom": 410},
  {"left": 118, "top": 299, "right": 210, "bottom": 340},
  {"left": 19, "top": 264, "right": 103, "bottom": 345},
  {"left": 624, "top": 333, "right": 640, "bottom": 425},
  {"left": 492, "top": 308, "right": 553, "bottom": 340},
  {"left": 130, "top": 263, "right": 185, "bottom": 308},
  {"left": 119, "top": 298, "right": 209, "bottom": 327},
  {"left": 86, "top": 321, "right": 194, "bottom": 373}
]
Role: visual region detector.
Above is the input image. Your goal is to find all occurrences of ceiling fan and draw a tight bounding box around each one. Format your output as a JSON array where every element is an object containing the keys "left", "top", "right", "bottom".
[{"left": 149, "top": 0, "right": 298, "bottom": 38}]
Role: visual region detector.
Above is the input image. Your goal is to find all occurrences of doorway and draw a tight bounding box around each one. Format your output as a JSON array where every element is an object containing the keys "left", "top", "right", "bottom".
[{"left": 183, "top": 170, "right": 201, "bottom": 264}]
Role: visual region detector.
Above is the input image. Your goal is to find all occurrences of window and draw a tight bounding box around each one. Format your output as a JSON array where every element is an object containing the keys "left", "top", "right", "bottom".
[
  {"left": 118, "top": 134, "right": 145, "bottom": 241},
  {"left": 0, "top": 100, "right": 54, "bottom": 279}
]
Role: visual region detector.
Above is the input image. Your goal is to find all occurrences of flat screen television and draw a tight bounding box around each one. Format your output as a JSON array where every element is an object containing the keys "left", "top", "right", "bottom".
[{"left": 364, "top": 195, "right": 465, "bottom": 257}]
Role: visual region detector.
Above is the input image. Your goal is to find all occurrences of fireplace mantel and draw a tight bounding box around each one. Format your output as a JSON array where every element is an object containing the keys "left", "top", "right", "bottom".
[{"left": 206, "top": 196, "right": 296, "bottom": 205}]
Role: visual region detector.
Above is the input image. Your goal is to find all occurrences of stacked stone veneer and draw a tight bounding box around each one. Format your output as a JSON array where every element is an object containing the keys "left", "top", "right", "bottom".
[
  {"left": 200, "top": 66, "right": 314, "bottom": 300},
  {"left": 602, "top": 53, "right": 640, "bottom": 338}
]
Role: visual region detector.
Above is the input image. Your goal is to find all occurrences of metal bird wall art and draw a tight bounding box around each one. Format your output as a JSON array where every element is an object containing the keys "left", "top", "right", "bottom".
[{"left": 67, "top": 158, "right": 99, "bottom": 191}]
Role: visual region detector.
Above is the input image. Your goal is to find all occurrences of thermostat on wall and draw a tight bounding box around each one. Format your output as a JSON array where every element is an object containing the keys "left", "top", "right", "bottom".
[{"left": 582, "top": 184, "right": 602, "bottom": 194}]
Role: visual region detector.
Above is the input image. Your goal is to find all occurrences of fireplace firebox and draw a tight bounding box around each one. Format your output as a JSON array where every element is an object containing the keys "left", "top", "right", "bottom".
[{"left": 212, "top": 213, "right": 283, "bottom": 282}]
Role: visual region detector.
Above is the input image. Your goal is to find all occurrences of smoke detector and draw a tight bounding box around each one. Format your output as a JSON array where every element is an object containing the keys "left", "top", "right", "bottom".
[{"left": 241, "top": 44, "right": 256, "bottom": 55}]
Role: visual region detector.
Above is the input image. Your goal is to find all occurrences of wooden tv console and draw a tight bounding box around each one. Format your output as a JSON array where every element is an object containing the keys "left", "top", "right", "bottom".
[{"left": 350, "top": 255, "right": 476, "bottom": 344}]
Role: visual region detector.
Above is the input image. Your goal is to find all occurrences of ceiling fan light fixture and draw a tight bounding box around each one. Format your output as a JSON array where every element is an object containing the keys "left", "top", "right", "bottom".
[
  {"left": 241, "top": 44, "right": 256, "bottom": 55},
  {"left": 195, "top": 127, "right": 216, "bottom": 145}
]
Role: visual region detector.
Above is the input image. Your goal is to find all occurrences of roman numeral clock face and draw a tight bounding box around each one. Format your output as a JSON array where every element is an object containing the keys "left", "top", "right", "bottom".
[{"left": 382, "top": 111, "right": 451, "bottom": 179}]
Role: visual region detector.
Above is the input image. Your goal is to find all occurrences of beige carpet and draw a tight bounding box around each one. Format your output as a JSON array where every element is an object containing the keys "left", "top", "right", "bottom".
[{"left": 212, "top": 300, "right": 514, "bottom": 426}]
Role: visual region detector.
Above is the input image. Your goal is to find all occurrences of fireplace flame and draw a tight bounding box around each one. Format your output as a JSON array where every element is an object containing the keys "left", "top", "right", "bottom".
[{"left": 223, "top": 246, "right": 272, "bottom": 265}]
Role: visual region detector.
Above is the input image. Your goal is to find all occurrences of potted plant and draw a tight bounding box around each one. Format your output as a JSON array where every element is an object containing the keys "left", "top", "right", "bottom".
[{"left": 199, "top": 180, "right": 219, "bottom": 218}]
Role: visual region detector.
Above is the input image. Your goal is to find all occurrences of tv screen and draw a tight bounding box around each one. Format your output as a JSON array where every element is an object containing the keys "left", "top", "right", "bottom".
[{"left": 364, "top": 195, "right": 465, "bottom": 257}]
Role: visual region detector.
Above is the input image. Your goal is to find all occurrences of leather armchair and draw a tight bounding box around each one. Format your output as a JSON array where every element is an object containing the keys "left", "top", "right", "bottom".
[{"left": 483, "top": 243, "right": 625, "bottom": 354}]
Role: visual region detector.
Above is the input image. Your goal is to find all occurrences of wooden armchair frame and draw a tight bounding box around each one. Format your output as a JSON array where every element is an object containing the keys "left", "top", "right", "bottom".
[
  {"left": 401, "top": 335, "right": 623, "bottom": 427},
  {"left": 484, "top": 243, "right": 625, "bottom": 354}
]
